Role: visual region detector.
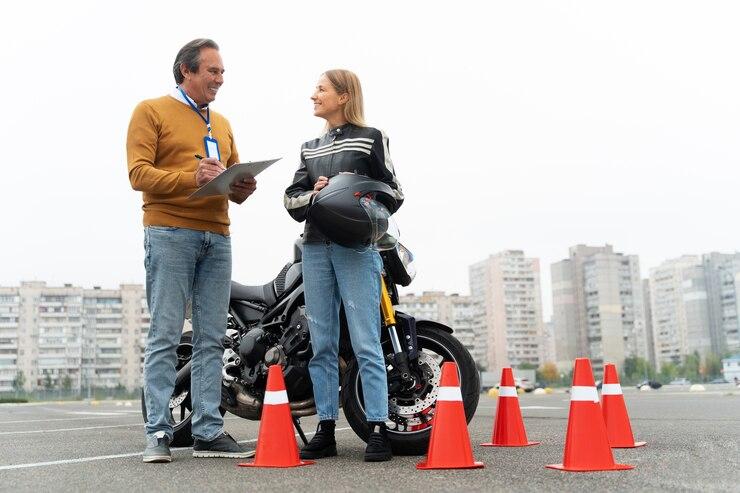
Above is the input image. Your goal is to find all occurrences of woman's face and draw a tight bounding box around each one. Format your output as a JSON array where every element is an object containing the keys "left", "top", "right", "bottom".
[{"left": 311, "top": 74, "right": 346, "bottom": 121}]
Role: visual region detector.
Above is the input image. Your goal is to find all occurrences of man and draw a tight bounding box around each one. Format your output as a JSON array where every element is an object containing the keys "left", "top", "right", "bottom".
[{"left": 127, "top": 38, "right": 256, "bottom": 463}]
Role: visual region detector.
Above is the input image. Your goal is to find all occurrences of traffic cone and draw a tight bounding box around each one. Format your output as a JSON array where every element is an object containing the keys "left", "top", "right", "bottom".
[
  {"left": 417, "top": 362, "right": 484, "bottom": 470},
  {"left": 481, "top": 367, "right": 540, "bottom": 447},
  {"left": 238, "top": 365, "right": 314, "bottom": 468},
  {"left": 546, "top": 358, "right": 633, "bottom": 472},
  {"left": 601, "top": 363, "right": 646, "bottom": 448}
]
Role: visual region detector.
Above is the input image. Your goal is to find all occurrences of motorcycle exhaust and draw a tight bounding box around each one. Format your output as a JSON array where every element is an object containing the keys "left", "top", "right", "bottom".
[{"left": 222, "top": 376, "right": 316, "bottom": 419}]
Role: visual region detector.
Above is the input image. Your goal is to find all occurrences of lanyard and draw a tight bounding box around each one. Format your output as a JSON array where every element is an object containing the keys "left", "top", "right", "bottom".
[{"left": 178, "top": 87, "right": 212, "bottom": 137}]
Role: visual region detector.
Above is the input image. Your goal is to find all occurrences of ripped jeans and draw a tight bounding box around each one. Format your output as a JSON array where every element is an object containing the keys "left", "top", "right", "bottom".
[{"left": 302, "top": 241, "right": 388, "bottom": 423}]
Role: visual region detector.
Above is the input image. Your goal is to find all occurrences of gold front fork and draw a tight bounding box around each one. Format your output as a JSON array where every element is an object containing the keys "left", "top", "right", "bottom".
[
  {"left": 380, "top": 276, "right": 405, "bottom": 363},
  {"left": 380, "top": 276, "right": 396, "bottom": 328}
]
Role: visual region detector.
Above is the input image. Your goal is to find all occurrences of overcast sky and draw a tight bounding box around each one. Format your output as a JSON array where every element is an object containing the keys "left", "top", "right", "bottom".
[{"left": 2, "top": 1, "right": 738, "bottom": 318}]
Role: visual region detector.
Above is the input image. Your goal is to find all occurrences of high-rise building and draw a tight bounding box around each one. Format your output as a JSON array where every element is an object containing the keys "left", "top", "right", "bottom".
[
  {"left": 0, "top": 282, "right": 149, "bottom": 392},
  {"left": 702, "top": 252, "right": 740, "bottom": 353},
  {"left": 541, "top": 320, "right": 557, "bottom": 364},
  {"left": 551, "top": 245, "right": 648, "bottom": 373},
  {"left": 469, "top": 250, "right": 544, "bottom": 375},
  {"left": 0, "top": 289, "right": 21, "bottom": 392},
  {"left": 396, "top": 291, "right": 484, "bottom": 367},
  {"left": 649, "top": 256, "right": 712, "bottom": 366},
  {"left": 642, "top": 278, "right": 656, "bottom": 369}
]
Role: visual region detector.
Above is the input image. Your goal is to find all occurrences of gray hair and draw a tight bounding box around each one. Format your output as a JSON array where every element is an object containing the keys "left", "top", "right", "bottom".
[{"left": 173, "top": 39, "right": 219, "bottom": 84}]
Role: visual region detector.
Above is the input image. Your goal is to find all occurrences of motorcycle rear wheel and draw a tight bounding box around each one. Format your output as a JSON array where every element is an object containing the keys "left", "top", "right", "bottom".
[{"left": 140, "top": 331, "right": 225, "bottom": 447}]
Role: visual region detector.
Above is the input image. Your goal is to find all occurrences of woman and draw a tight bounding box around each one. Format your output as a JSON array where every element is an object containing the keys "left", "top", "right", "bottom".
[{"left": 283, "top": 69, "right": 403, "bottom": 462}]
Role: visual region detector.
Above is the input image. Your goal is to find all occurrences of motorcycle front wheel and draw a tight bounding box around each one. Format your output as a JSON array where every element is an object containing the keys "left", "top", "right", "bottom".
[{"left": 340, "top": 322, "right": 480, "bottom": 455}]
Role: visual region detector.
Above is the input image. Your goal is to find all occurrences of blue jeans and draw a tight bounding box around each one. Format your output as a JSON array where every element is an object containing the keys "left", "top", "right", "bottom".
[
  {"left": 143, "top": 226, "right": 231, "bottom": 442},
  {"left": 302, "top": 242, "right": 388, "bottom": 423}
]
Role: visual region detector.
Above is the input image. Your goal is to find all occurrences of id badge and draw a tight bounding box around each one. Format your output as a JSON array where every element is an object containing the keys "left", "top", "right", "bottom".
[{"left": 204, "top": 136, "right": 221, "bottom": 161}]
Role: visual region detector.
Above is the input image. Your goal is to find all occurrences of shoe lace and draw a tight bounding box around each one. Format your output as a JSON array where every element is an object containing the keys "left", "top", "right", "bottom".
[{"left": 367, "top": 431, "right": 387, "bottom": 448}]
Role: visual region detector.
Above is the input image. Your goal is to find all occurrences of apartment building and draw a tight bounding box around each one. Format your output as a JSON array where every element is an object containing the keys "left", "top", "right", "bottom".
[
  {"left": 396, "top": 291, "right": 485, "bottom": 367},
  {"left": 0, "top": 282, "right": 149, "bottom": 392},
  {"left": 551, "top": 245, "right": 648, "bottom": 372},
  {"left": 469, "top": 251, "right": 544, "bottom": 375}
]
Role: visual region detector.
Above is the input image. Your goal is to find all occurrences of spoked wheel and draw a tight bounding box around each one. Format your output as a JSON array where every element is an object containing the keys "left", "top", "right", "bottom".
[{"left": 341, "top": 322, "right": 479, "bottom": 455}]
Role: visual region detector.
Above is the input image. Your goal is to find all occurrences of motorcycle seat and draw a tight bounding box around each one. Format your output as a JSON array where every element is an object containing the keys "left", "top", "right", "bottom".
[{"left": 230, "top": 280, "right": 277, "bottom": 306}]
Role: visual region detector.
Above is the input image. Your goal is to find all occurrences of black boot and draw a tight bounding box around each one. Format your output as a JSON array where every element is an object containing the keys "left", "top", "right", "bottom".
[
  {"left": 300, "top": 420, "right": 337, "bottom": 459},
  {"left": 364, "top": 422, "right": 392, "bottom": 462}
]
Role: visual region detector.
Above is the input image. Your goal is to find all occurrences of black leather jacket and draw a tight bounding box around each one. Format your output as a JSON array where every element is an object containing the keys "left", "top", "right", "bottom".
[{"left": 284, "top": 123, "right": 404, "bottom": 243}]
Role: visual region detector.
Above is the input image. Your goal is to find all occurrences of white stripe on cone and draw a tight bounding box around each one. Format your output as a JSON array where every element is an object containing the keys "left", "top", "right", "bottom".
[
  {"left": 263, "top": 390, "right": 289, "bottom": 405},
  {"left": 437, "top": 386, "right": 463, "bottom": 402},
  {"left": 498, "top": 386, "right": 518, "bottom": 397},
  {"left": 601, "top": 383, "right": 623, "bottom": 395},
  {"left": 570, "top": 386, "right": 599, "bottom": 403}
]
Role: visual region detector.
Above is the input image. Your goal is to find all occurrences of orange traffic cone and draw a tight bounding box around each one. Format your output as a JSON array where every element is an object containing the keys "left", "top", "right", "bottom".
[
  {"left": 546, "top": 358, "right": 633, "bottom": 472},
  {"left": 417, "top": 362, "right": 484, "bottom": 470},
  {"left": 238, "top": 365, "right": 314, "bottom": 468},
  {"left": 481, "top": 367, "right": 540, "bottom": 447},
  {"left": 601, "top": 363, "right": 646, "bottom": 448}
]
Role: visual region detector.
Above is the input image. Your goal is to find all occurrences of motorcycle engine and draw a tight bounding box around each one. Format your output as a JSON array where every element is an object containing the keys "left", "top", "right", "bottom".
[{"left": 235, "top": 308, "right": 313, "bottom": 400}]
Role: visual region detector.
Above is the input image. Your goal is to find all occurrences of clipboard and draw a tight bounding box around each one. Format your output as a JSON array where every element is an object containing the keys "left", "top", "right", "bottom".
[{"left": 189, "top": 158, "right": 281, "bottom": 198}]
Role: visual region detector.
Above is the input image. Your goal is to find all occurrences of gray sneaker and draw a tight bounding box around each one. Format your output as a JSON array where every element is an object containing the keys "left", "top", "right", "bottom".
[
  {"left": 143, "top": 434, "right": 171, "bottom": 463},
  {"left": 193, "top": 432, "right": 255, "bottom": 458}
]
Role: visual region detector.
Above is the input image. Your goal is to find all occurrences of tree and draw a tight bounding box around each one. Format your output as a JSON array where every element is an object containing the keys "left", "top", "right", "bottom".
[
  {"left": 43, "top": 373, "right": 54, "bottom": 391},
  {"left": 517, "top": 362, "right": 538, "bottom": 370},
  {"left": 681, "top": 351, "right": 701, "bottom": 382},
  {"left": 12, "top": 371, "right": 26, "bottom": 394},
  {"left": 537, "top": 362, "right": 559, "bottom": 384},
  {"left": 659, "top": 362, "right": 678, "bottom": 383},
  {"left": 61, "top": 374, "right": 73, "bottom": 391},
  {"left": 621, "top": 356, "right": 655, "bottom": 384},
  {"left": 703, "top": 353, "right": 723, "bottom": 380}
]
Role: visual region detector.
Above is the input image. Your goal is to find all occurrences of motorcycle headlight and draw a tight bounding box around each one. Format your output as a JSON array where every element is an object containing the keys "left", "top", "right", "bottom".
[{"left": 397, "top": 243, "right": 416, "bottom": 282}]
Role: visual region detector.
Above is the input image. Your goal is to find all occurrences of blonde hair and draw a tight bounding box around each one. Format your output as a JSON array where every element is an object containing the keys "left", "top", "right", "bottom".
[{"left": 323, "top": 69, "right": 366, "bottom": 129}]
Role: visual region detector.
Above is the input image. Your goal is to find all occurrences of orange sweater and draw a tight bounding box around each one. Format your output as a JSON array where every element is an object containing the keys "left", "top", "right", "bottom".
[{"left": 126, "top": 95, "right": 239, "bottom": 235}]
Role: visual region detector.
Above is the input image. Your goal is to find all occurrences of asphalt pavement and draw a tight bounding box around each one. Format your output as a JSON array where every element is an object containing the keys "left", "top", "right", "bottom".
[{"left": 1, "top": 385, "right": 738, "bottom": 492}]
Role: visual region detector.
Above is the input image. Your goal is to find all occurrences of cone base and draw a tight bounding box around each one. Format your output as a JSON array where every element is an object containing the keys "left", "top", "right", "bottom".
[
  {"left": 481, "top": 441, "right": 540, "bottom": 447},
  {"left": 416, "top": 460, "right": 484, "bottom": 470},
  {"left": 545, "top": 462, "right": 634, "bottom": 472},
  {"left": 238, "top": 459, "right": 315, "bottom": 469},
  {"left": 612, "top": 441, "right": 647, "bottom": 449}
]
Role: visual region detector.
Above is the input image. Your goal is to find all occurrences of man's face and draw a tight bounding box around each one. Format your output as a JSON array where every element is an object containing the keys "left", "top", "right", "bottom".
[{"left": 180, "top": 48, "right": 224, "bottom": 106}]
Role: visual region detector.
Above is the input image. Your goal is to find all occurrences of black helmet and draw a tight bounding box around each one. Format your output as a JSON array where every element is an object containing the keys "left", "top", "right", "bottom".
[{"left": 308, "top": 173, "right": 398, "bottom": 249}]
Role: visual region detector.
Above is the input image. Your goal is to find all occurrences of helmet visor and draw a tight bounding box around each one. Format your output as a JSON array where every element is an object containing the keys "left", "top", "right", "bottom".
[{"left": 359, "top": 196, "right": 400, "bottom": 251}]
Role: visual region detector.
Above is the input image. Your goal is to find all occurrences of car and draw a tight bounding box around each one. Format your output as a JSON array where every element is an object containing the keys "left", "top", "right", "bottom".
[
  {"left": 708, "top": 378, "right": 729, "bottom": 384},
  {"left": 495, "top": 377, "right": 535, "bottom": 393},
  {"left": 635, "top": 379, "right": 662, "bottom": 389},
  {"left": 517, "top": 378, "right": 535, "bottom": 392},
  {"left": 669, "top": 378, "right": 690, "bottom": 385}
]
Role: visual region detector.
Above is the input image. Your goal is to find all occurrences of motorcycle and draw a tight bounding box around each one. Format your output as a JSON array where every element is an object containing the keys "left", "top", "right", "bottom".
[{"left": 141, "top": 239, "right": 479, "bottom": 455}]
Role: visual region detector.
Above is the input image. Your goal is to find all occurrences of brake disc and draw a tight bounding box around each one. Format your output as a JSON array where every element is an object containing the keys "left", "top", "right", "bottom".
[{"left": 388, "top": 352, "right": 441, "bottom": 416}]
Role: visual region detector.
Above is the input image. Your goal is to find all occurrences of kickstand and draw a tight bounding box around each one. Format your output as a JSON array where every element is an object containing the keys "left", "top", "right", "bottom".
[{"left": 293, "top": 416, "right": 309, "bottom": 445}]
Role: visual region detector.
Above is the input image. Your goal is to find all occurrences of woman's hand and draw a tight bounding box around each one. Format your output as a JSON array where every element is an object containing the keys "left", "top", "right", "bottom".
[{"left": 312, "top": 176, "right": 329, "bottom": 194}]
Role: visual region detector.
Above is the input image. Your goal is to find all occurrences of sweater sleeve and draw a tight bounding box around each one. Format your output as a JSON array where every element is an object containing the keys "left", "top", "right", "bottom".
[
  {"left": 126, "top": 101, "right": 197, "bottom": 193},
  {"left": 283, "top": 148, "right": 314, "bottom": 223},
  {"left": 371, "top": 129, "right": 404, "bottom": 212}
]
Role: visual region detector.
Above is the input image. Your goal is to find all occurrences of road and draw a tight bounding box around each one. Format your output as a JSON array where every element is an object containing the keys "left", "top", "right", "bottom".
[{"left": 1, "top": 386, "right": 738, "bottom": 492}]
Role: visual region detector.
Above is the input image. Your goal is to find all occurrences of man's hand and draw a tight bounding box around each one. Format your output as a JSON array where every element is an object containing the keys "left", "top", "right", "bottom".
[
  {"left": 312, "top": 176, "right": 329, "bottom": 196},
  {"left": 229, "top": 176, "right": 257, "bottom": 204},
  {"left": 195, "top": 157, "right": 225, "bottom": 187}
]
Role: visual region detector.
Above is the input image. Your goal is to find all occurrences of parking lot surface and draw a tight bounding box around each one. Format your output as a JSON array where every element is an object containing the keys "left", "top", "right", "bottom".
[{"left": 1, "top": 385, "right": 738, "bottom": 492}]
